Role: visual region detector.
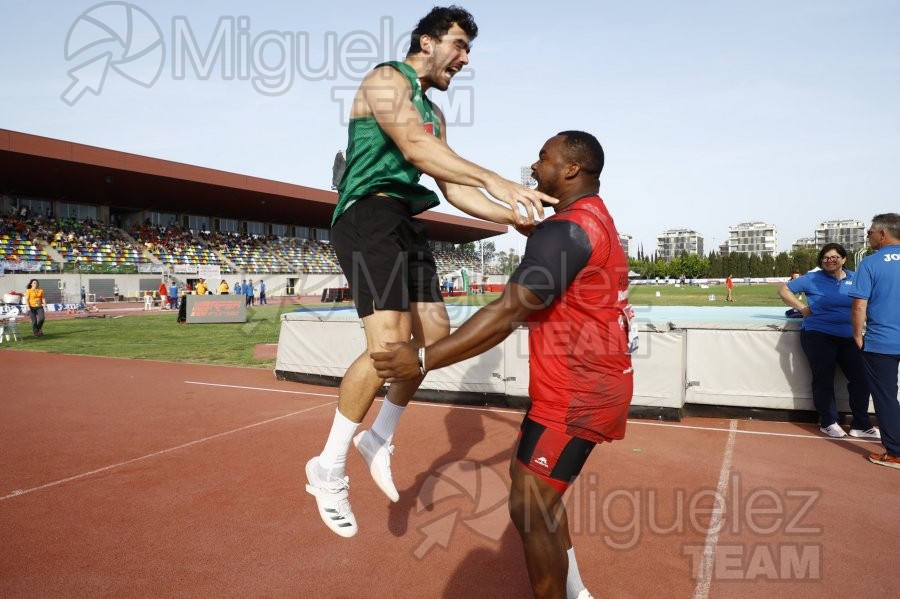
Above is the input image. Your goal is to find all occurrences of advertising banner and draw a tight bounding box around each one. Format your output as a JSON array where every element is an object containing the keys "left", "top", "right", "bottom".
[
  {"left": 197, "top": 265, "right": 222, "bottom": 279},
  {"left": 186, "top": 295, "right": 246, "bottom": 323}
]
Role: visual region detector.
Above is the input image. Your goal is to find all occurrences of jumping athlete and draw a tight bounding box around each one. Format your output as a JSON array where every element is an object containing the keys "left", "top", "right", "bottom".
[{"left": 305, "top": 6, "right": 555, "bottom": 539}]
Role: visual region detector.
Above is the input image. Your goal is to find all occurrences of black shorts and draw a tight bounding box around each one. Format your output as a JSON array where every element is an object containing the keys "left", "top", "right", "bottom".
[
  {"left": 332, "top": 195, "right": 443, "bottom": 318},
  {"left": 516, "top": 416, "right": 596, "bottom": 492}
]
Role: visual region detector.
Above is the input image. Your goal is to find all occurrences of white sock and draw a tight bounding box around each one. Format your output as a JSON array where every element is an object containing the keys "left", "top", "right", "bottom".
[
  {"left": 319, "top": 409, "right": 359, "bottom": 474},
  {"left": 566, "top": 546, "right": 586, "bottom": 599},
  {"left": 370, "top": 399, "right": 405, "bottom": 444}
]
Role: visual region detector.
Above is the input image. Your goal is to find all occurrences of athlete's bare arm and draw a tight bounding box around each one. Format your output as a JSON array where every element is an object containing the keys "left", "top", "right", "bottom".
[
  {"left": 433, "top": 108, "right": 543, "bottom": 234},
  {"left": 352, "top": 65, "right": 554, "bottom": 223},
  {"left": 370, "top": 282, "right": 541, "bottom": 382}
]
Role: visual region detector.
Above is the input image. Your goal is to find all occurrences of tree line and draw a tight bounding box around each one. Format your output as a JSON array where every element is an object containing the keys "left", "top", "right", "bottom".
[
  {"left": 628, "top": 248, "right": 863, "bottom": 279},
  {"left": 459, "top": 242, "right": 869, "bottom": 280}
]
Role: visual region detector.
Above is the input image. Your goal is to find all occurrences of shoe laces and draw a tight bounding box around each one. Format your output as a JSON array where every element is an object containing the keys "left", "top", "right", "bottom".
[
  {"left": 322, "top": 474, "right": 354, "bottom": 517},
  {"left": 325, "top": 472, "right": 350, "bottom": 491},
  {"left": 331, "top": 487, "right": 353, "bottom": 516}
]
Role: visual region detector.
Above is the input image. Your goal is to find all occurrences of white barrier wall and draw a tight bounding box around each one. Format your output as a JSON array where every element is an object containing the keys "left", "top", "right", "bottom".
[
  {"left": 276, "top": 313, "right": 868, "bottom": 415},
  {"left": 683, "top": 328, "right": 861, "bottom": 413},
  {"left": 631, "top": 329, "right": 686, "bottom": 408}
]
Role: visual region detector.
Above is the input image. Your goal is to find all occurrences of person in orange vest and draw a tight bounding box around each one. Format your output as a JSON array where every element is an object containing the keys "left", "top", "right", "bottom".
[{"left": 24, "top": 278, "right": 47, "bottom": 337}]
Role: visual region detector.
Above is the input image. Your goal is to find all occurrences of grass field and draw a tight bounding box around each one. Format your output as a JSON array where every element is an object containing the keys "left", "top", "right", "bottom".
[
  {"left": 3, "top": 307, "right": 285, "bottom": 368},
  {"left": 627, "top": 282, "right": 786, "bottom": 306},
  {"left": 1, "top": 282, "right": 788, "bottom": 368},
  {"left": 456, "top": 282, "right": 788, "bottom": 307}
]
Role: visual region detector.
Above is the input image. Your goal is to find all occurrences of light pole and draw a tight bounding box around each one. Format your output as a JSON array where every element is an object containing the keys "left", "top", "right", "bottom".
[
  {"left": 480, "top": 240, "right": 484, "bottom": 284},
  {"left": 854, "top": 246, "right": 868, "bottom": 268}
]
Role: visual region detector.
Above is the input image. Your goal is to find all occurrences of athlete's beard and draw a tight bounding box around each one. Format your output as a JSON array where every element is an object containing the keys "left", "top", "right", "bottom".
[
  {"left": 424, "top": 62, "right": 452, "bottom": 91},
  {"left": 424, "top": 46, "right": 462, "bottom": 92}
]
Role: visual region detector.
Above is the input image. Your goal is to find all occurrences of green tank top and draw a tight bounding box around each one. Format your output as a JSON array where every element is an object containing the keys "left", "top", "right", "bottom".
[{"left": 332, "top": 61, "right": 441, "bottom": 225}]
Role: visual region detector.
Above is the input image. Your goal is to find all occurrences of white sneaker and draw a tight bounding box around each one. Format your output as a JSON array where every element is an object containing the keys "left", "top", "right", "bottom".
[
  {"left": 820, "top": 423, "right": 847, "bottom": 438},
  {"left": 849, "top": 427, "right": 881, "bottom": 439},
  {"left": 575, "top": 589, "right": 594, "bottom": 599},
  {"left": 353, "top": 430, "right": 399, "bottom": 502},
  {"left": 305, "top": 457, "right": 358, "bottom": 538}
]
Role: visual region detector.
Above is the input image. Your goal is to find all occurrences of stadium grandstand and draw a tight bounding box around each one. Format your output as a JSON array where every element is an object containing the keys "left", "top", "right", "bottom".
[{"left": 0, "top": 129, "right": 507, "bottom": 302}]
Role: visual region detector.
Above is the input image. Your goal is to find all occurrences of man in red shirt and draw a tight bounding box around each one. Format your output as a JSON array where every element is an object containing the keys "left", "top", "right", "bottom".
[
  {"left": 158, "top": 280, "right": 168, "bottom": 310},
  {"left": 372, "top": 131, "right": 633, "bottom": 599}
]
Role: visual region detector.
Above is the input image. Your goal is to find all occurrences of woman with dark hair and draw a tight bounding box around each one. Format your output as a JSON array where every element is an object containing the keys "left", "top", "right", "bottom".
[
  {"left": 24, "top": 278, "right": 47, "bottom": 337},
  {"left": 779, "top": 243, "right": 879, "bottom": 438}
]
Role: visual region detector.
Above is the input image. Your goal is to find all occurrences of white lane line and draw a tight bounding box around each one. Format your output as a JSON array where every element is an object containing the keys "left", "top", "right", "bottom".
[
  {"left": 693, "top": 419, "right": 738, "bottom": 599},
  {"left": 0, "top": 401, "right": 336, "bottom": 503},
  {"left": 185, "top": 381, "right": 339, "bottom": 398},
  {"left": 5, "top": 378, "right": 868, "bottom": 503},
  {"left": 187, "top": 381, "right": 876, "bottom": 442},
  {"left": 185, "top": 382, "right": 527, "bottom": 415},
  {"left": 190, "top": 382, "right": 882, "bottom": 444}
]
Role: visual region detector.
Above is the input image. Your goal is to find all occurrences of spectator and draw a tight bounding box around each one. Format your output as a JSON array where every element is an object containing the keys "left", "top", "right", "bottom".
[
  {"left": 246, "top": 279, "right": 255, "bottom": 306},
  {"left": 168, "top": 281, "right": 178, "bottom": 310},
  {"left": 158, "top": 279, "right": 168, "bottom": 310},
  {"left": 779, "top": 243, "right": 877, "bottom": 439},
  {"left": 850, "top": 213, "right": 900, "bottom": 470},
  {"left": 24, "top": 278, "right": 47, "bottom": 337}
]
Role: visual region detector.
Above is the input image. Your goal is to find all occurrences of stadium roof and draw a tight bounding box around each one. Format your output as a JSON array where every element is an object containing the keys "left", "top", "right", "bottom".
[{"left": 0, "top": 128, "right": 506, "bottom": 243}]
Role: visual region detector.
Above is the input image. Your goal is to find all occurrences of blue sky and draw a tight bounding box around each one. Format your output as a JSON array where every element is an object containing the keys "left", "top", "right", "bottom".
[{"left": 2, "top": 0, "right": 898, "bottom": 256}]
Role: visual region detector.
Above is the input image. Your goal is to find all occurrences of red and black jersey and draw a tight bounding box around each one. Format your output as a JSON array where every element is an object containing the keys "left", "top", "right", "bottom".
[{"left": 509, "top": 195, "right": 633, "bottom": 443}]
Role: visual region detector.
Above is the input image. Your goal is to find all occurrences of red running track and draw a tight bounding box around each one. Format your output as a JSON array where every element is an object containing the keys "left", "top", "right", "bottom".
[{"left": 1, "top": 351, "right": 898, "bottom": 598}]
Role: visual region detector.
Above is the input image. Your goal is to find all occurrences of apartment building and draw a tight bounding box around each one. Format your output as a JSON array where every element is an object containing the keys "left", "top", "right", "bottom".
[
  {"left": 657, "top": 229, "right": 704, "bottom": 261},
  {"left": 814, "top": 219, "right": 866, "bottom": 252},
  {"left": 792, "top": 237, "right": 818, "bottom": 252},
  {"left": 618, "top": 233, "right": 632, "bottom": 257},
  {"left": 726, "top": 222, "right": 778, "bottom": 257}
]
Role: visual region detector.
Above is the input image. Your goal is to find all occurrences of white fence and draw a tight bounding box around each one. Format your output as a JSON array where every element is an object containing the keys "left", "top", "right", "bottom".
[{"left": 275, "top": 312, "right": 865, "bottom": 415}]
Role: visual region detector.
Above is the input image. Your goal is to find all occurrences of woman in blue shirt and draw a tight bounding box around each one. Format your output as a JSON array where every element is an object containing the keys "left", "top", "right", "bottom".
[{"left": 779, "top": 243, "right": 879, "bottom": 439}]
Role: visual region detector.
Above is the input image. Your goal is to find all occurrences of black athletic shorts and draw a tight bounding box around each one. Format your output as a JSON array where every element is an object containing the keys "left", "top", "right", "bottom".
[
  {"left": 515, "top": 416, "right": 596, "bottom": 492},
  {"left": 332, "top": 195, "right": 443, "bottom": 318}
]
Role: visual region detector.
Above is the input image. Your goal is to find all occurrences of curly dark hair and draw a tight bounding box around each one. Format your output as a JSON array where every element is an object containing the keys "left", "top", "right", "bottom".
[{"left": 407, "top": 6, "right": 478, "bottom": 56}]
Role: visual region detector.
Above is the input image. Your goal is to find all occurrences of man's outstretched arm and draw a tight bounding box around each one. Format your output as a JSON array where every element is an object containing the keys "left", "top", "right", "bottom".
[
  {"left": 371, "top": 282, "right": 542, "bottom": 382},
  {"left": 360, "top": 66, "right": 554, "bottom": 222}
]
